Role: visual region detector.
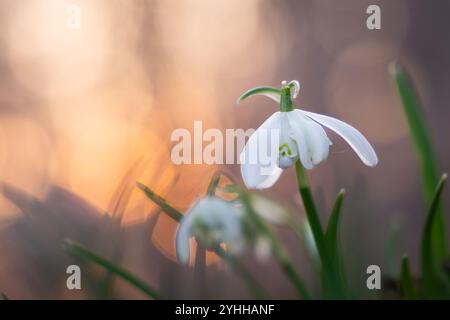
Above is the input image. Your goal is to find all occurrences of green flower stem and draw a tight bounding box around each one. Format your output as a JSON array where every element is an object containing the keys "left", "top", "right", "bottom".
[
  {"left": 63, "top": 239, "right": 163, "bottom": 299},
  {"left": 239, "top": 191, "right": 310, "bottom": 299},
  {"left": 295, "top": 161, "right": 341, "bottom": 298},
  {"left": 295, "top": 162, "right": 328, "bottom": 264},
  {"left": 137, "top": 181, "right": 268, "bottom": 299}
]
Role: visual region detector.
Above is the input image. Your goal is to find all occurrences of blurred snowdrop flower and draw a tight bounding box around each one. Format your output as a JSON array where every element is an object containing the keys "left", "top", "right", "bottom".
[
  {"left": 238, "top": 80, "right": 378, "bottom": 189},
  {"left": 176, "top": 196, "right": 244, "bottom": 264}
]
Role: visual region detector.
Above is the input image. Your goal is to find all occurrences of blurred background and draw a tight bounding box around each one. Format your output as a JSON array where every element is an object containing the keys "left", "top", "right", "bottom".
[{"left": 0, "top": 0, "right": 449, "bottom": 299}]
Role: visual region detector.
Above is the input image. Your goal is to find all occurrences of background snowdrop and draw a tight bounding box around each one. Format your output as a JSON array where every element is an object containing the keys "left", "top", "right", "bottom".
[{"left": 176, "top": 196, "right": 244, "bottom": 264}]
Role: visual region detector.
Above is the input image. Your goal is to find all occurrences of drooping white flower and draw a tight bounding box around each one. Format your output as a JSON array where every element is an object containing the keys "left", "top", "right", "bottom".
[
  {"left": 176, "top": 196, "right": 244, "bottom": 264},
  {"left": 238, "top": 80, "right": 378, "bottom": 189}
]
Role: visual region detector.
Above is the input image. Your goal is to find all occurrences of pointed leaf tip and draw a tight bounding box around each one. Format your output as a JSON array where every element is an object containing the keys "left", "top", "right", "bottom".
[
  {"left": 388, "top": 61, "right": 403, "bottom": 77},
  {"left": 400, "top": 254, "right": 417, "bottom": 299}
]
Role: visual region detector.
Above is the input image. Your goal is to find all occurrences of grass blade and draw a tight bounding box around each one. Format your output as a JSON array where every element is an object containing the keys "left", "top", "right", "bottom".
[
  {"left": 62, "top": 239, "right": 163, "bottom": 299},
  {"left": 136, "top": 182, "right": 183, "bottom": 222},
  {"left": 420, "top": 174, "right": 450, "bottom": 298},
  {"left": 400, "top": 254, "right": 417, "bottom": 299},
  {"left": 390, "top": 62, "right": 447, "bottom": 261}
]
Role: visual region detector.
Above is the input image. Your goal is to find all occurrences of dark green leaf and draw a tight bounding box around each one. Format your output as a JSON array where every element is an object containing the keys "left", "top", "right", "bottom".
[
  {"left": 390, "top": 62, "right": 447, "bottom": 261},
  {"left": 325, "top": 189, "right": 348, "bottom": 298},
  {"left": 420, "top": 174, "right": 450, "bottom": 298},
  {"left": 325, "top": 189, "right": 345, "bottom": 257},
  {"left": 400, "top": 254, "right": 417, "bottom": 299}
]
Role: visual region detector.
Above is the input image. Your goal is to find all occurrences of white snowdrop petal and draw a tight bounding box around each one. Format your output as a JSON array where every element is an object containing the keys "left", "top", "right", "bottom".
[
  {"left": 301, "top": 110, "right": 378, "bottom": 167},
  {"left": 294, "top": 110, "right": 331, "bottom": 166},
  {"left": 286, "top": 112, "right": 314, "bottom": 169},
  {"left": 240, "top": 112, "right": 283, "bottom": 189},
  {"left": 176, "top": 214, "right": 193, "bottom": 264}
]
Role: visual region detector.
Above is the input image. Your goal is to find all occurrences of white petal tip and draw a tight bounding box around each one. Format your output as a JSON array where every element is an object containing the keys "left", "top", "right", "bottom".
[{"left": 363, "top": 155, "right": 378, "bottom": 167}]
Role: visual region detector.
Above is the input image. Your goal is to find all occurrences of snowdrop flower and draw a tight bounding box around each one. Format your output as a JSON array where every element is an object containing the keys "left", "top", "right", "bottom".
[
  {"left": 238, "top": 80, "right": 378, "bottom": 189},
  {"left": 176, "top": 196, "right": 244, "bottom": 264}
]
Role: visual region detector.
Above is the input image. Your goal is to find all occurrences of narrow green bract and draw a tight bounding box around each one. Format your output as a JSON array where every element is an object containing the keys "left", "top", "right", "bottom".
[{"left": 237, "top": 86, "right": 281, "bottom": 104}]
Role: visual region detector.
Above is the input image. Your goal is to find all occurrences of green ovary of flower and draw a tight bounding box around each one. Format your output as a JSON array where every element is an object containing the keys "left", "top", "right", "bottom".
[{"left": 278, "top": 142, "right": 298, "bottom": 169}]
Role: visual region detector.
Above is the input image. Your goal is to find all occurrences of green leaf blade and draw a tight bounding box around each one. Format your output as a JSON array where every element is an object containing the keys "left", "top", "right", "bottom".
[
  {"left": 136, "top": 182, "right": 183, "bottom": 222},
  {"left": 325, "top": 189, "right": 348, "bottom": 299},
  {"left": 390, "top": 62, "right": 447, "bottom": 261},
  {"left": 400, "top": 254, "right": 417, "bottom": 300},
  {"left": 62, "top": 239, "right": 163, "bottom": 299},
  {"left": 325, "top": 189, "right": 345, "bottom": 256},
  {"left": 420, "top": 174, "right": 450, "bottom": 298}
]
